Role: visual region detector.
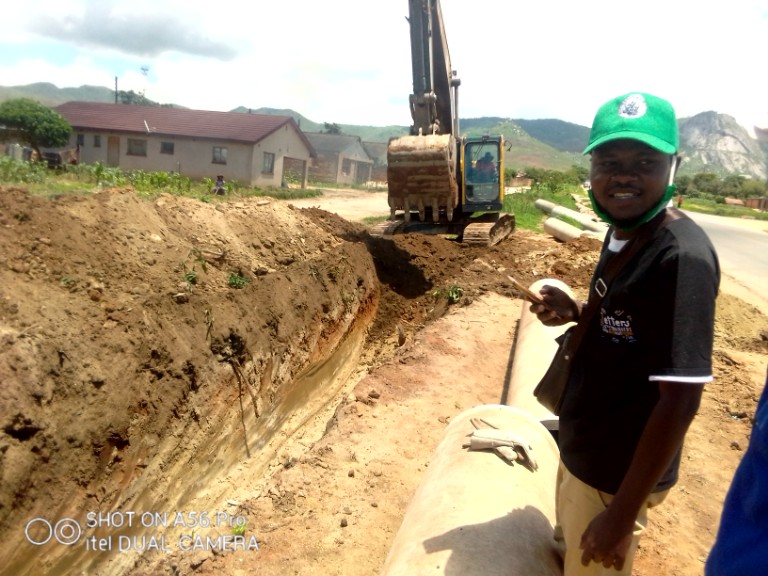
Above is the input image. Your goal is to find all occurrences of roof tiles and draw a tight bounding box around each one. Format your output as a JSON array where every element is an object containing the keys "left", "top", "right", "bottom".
[{"left": 55, "top": 101, "right": 299, "bottom": 145}]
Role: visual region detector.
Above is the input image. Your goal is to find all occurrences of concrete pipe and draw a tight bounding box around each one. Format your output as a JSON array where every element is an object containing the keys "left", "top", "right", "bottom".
[
  {"left": 380, "top": 404, "right": 562, "bottom": 576},
  {"left": 543, "top": 216, "right": 583, "bottom": 242},
  {"left": 542, "top": 217, "right": 603, "bottom": 243},
  {"left": 534, "top": 199, "right": 559, "bottom": 214},
  {"left": 506, "top": 278, "right": 575, "bottom": 422},
  {"left": 534, "top": 199, "right": 607, "bottom": 233},
  {"left": 551, "top": 207, "right": 607, "bottom": 234},
  {"left": 380, "top": 280, "right": 577, "bottom": 575}
]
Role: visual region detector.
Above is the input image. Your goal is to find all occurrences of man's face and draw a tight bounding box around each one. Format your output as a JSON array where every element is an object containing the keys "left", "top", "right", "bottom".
[{"left": 589, "top": 139, "right": 675, "bottom": 224}]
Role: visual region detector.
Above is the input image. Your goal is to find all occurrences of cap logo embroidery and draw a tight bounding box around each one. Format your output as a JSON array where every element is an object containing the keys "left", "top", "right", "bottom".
[{"left": 617, "top": 94, "right": 647, "bottom": 119}]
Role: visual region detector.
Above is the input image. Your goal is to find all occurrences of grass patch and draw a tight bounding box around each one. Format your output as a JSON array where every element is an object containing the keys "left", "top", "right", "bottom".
[
  {"left": 0, "top": 157, "right": 328, "bottom": 202},
  {"left": 683, "top": 198, "right": 768, "bottom": 220},
  {"left": 227, "top": 273, "right": 250, "bottom": 289},
  {"left": 17, "top": 180, "right": 98, "bottom": 198},
  {"left": 557, "top": 214, "right": 589, "bottom": 230},
  {"left": 236, "top": 187, "right": 324, "bottom": 201},
  {"left": 362, "top": 215, "right": 389, "bottom": 225},
  {"left": 504, "top": 183, "right": 583, "bottom": 232},
  {"left": 432, "top": 284, "right": 464, "bottom": 304}
]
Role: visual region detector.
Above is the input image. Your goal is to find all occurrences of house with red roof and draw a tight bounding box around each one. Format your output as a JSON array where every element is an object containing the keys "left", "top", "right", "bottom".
[{"left": 54, "top": 102, "right": 316, "bottom": 188}]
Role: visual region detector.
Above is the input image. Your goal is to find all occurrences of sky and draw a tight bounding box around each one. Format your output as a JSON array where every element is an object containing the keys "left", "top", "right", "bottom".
[{"left": 2, "top": 0, "right": 767, "bottom": 135}]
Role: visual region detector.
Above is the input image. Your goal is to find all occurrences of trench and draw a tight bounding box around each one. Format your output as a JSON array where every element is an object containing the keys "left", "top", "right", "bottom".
[{"left": 9, "top": 320, "right": 371, "bottom": 576}]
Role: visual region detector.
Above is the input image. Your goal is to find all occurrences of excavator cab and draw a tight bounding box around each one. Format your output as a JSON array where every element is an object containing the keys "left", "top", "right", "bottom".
[{"left": 462, "top": 137, "right": 504, "bottom": 210}]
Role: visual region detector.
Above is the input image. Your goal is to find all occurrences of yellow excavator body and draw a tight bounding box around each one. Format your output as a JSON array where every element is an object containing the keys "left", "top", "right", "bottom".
[{"left": 375, "top": 0, "right": 515, "bottom": 247}]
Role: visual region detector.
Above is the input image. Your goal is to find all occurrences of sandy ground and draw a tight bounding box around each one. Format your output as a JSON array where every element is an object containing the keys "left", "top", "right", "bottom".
[{"left": 0, "top": 185, "right": 765, "bottom": 576}]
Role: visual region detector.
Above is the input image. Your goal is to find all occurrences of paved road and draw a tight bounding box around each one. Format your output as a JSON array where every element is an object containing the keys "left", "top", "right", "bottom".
[{"left": 684, "top": 211, "right": 768, "bottom": 313}]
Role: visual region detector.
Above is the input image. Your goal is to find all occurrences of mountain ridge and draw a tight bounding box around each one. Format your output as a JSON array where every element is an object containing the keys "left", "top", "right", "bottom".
[{"left": 2, "top": 83, "right": 766, "bottom": 179}]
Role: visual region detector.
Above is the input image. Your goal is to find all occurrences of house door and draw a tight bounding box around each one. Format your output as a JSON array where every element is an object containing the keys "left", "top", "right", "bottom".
[{"left": 107, "top": 136, "right": 120, "bottom": 167}]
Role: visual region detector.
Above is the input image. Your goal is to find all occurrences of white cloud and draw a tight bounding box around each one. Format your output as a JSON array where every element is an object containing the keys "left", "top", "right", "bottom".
[{"left": 1, "top": 0, "right": 766, "bottom": 131}]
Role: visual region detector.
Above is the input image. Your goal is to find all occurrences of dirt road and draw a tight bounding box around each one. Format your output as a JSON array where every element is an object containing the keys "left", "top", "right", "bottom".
[{"left": 288, "top": 187, "right": 391, "bottom": 223}]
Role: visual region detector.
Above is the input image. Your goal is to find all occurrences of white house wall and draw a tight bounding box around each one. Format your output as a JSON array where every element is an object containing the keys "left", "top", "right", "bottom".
[
  {"left": 250, "top": 124, "right": 313, "bottom": 187},
  {"left": 338, "top": 141, "right": 374, "bottom": 184},
  {"left": 69, "top": 123, "right": 312, "bottom": 187}
]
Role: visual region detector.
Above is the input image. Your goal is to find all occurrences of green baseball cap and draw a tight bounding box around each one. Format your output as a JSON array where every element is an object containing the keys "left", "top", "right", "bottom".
[{"left": 583, "top": 92, "right": 679, "bottom": 155}]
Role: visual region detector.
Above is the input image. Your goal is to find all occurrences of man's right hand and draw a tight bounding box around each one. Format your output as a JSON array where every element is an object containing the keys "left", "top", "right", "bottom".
[{"left": 530, "top": 285, "right": 581, "bottom": 326}]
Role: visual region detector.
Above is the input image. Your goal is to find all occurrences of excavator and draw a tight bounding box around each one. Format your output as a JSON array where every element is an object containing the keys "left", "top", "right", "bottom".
[{"left": 372, "top": 0, "right": 515, "bottom": 246}]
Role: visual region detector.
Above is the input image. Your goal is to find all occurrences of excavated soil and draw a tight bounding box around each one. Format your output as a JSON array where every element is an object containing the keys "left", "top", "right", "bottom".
[{"left": 0, "top": 186, "right": 766, "bottom": 576}]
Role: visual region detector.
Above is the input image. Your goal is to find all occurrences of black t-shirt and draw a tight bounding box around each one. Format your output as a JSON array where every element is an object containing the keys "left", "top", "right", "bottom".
[{"left": 559, "top": 214, "right": 720, "bottom": 495}]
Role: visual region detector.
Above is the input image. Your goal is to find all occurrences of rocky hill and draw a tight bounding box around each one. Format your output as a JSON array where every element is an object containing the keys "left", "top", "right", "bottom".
[
  {"left": 679, "top": 112, "right": 767, "bottom": 179},
  {"left": 2, "top": 83, "right": 767, "bottom": 179}
]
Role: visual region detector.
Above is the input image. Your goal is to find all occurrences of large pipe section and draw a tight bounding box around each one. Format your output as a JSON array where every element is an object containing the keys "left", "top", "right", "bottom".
[
  {"left": 543, "top": 216, "right": 584, "bottom": 242},
  {"left": 379, "top": 405, "right": 562, "bottom": 576},
  {"left": 543, "top": 217, "right": 604, "bottom": 243},
  {"left": 506, "top": 278, "right": 575, "bottom": 422},
  {"left": 535, "top": 199, "right": 607, "bottom": 233},
  {"left": 381, "top": 279, "right": 575, "bottom": 575}
]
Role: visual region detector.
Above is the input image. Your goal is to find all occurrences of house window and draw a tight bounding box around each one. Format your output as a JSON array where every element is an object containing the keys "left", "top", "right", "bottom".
[
  {"left": 160, "top": 142, "right": 175, "bottom": 155},
  {"left": 76, "top": 134, "right": 85, "bottom": 146},
  {"left": 263, "top": 152, "right": 275, "bottom": 174},
  {"left": 93, "top": 135, "right": 101, "bottom": 148},
  {"left": 213, "top": 146, "right": 227, "bottom": 164},
  {"left": 127, "top": 139, "right": 148, "bottom": 156}
]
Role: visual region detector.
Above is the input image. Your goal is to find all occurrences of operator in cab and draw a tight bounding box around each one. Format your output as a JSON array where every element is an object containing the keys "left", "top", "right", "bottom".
[{"left": 474, "top": 152, "right": 497, "bottom": 181}]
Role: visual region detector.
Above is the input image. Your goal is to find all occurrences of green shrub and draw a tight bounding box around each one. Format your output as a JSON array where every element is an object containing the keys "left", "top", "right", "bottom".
[
  {"left": 227, "top": 273, "right": 250, "bottom": 289},
  {"left": 0, "top": 156, "right": 47, "bottom": 183}
]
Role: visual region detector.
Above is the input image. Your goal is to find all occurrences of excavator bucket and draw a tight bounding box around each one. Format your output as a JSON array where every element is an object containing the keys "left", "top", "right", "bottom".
[{"left": 386, "top": 134, "right": 459, "bottom": 223}]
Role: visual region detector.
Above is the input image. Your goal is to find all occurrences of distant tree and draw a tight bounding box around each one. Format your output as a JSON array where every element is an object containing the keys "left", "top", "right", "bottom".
[
  {"left": 523, "top": 166, "right": 581, "bottom": 188},
  {"left": 323, "top": 122, "right": 342, "bottom": 135},
  {"left": 118, "top": 90, "right": 156, "bottom": 106},
  {"left": 721, "top": 174, "right": 747, "bottom": 198},
  {"left": 741, "top": 178, "right": 767, "bottom": 198},
  {"left": 675, "top": 174, "right": 692, "bottom": 196},
  {"left": 0, "top": 98, "right": 72, "bottom": 159},
  {"left": 566, "top": 164, "right": 589, "bottom": 184},
  {"left": 678, "top": 172, "right": 767, "bottom": 199},
  {"left": 691, "top": 172, "right": 721, "bottom": 196}
]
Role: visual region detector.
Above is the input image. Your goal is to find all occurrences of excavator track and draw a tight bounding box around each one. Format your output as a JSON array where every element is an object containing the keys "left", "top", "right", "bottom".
[
  {"left": 368, "top": 219, "right": 407, "bottom": 238},
  {"left": 368, "top": 217, "right": 463, "bottom": 238},
  {"left": 370, "top": 213, "right": 516, "bottom": 247},
  {"left": 461, "top": 213, "right": 516, "bottom": 247}
]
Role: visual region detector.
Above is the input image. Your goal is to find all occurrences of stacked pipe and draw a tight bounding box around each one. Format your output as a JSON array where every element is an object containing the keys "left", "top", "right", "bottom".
[
  {"left": 535, "top": 199, "right": 607, "bottom": 242},
  {"left": 380, "top": 279, "right": 575, "bottom": 576}
]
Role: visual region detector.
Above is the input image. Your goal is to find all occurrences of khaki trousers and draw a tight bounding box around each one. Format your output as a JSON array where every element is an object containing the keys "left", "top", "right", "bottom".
[{"left": 554, "top": 462, "right": 668, "bottom": 576}]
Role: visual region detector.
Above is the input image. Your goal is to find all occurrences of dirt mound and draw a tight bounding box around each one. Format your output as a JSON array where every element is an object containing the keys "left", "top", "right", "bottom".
[
  {"left": 0, "top": 187, "right": 380, "bottom": 574},
  {"left": 0, "top": 186, "right": 765, "bottom": 576}
]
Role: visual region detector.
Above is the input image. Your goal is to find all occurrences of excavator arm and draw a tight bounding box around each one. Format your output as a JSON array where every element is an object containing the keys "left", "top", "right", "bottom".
[
  {"left": 407, "top": 0, "right": 458, "bottom": 137},
  {"left": 387, "top": 0, "right": 459, "bottom": 223}
]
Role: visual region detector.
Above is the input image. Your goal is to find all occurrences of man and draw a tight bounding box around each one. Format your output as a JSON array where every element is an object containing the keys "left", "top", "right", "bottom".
[
  {"left": 705, "top": 366, "right": 768, "bottom": 575},
  {"left": 474, "top": 151, "right": 497, "bottom": 181},
  {"left": 531, "top": 92, "right": 720, "bottom": 575}
]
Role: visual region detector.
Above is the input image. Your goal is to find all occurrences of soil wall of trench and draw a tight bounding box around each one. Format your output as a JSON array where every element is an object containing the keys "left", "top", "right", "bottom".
[{"left": 0, "top": 188, "right": 380, "bottom": 575}]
